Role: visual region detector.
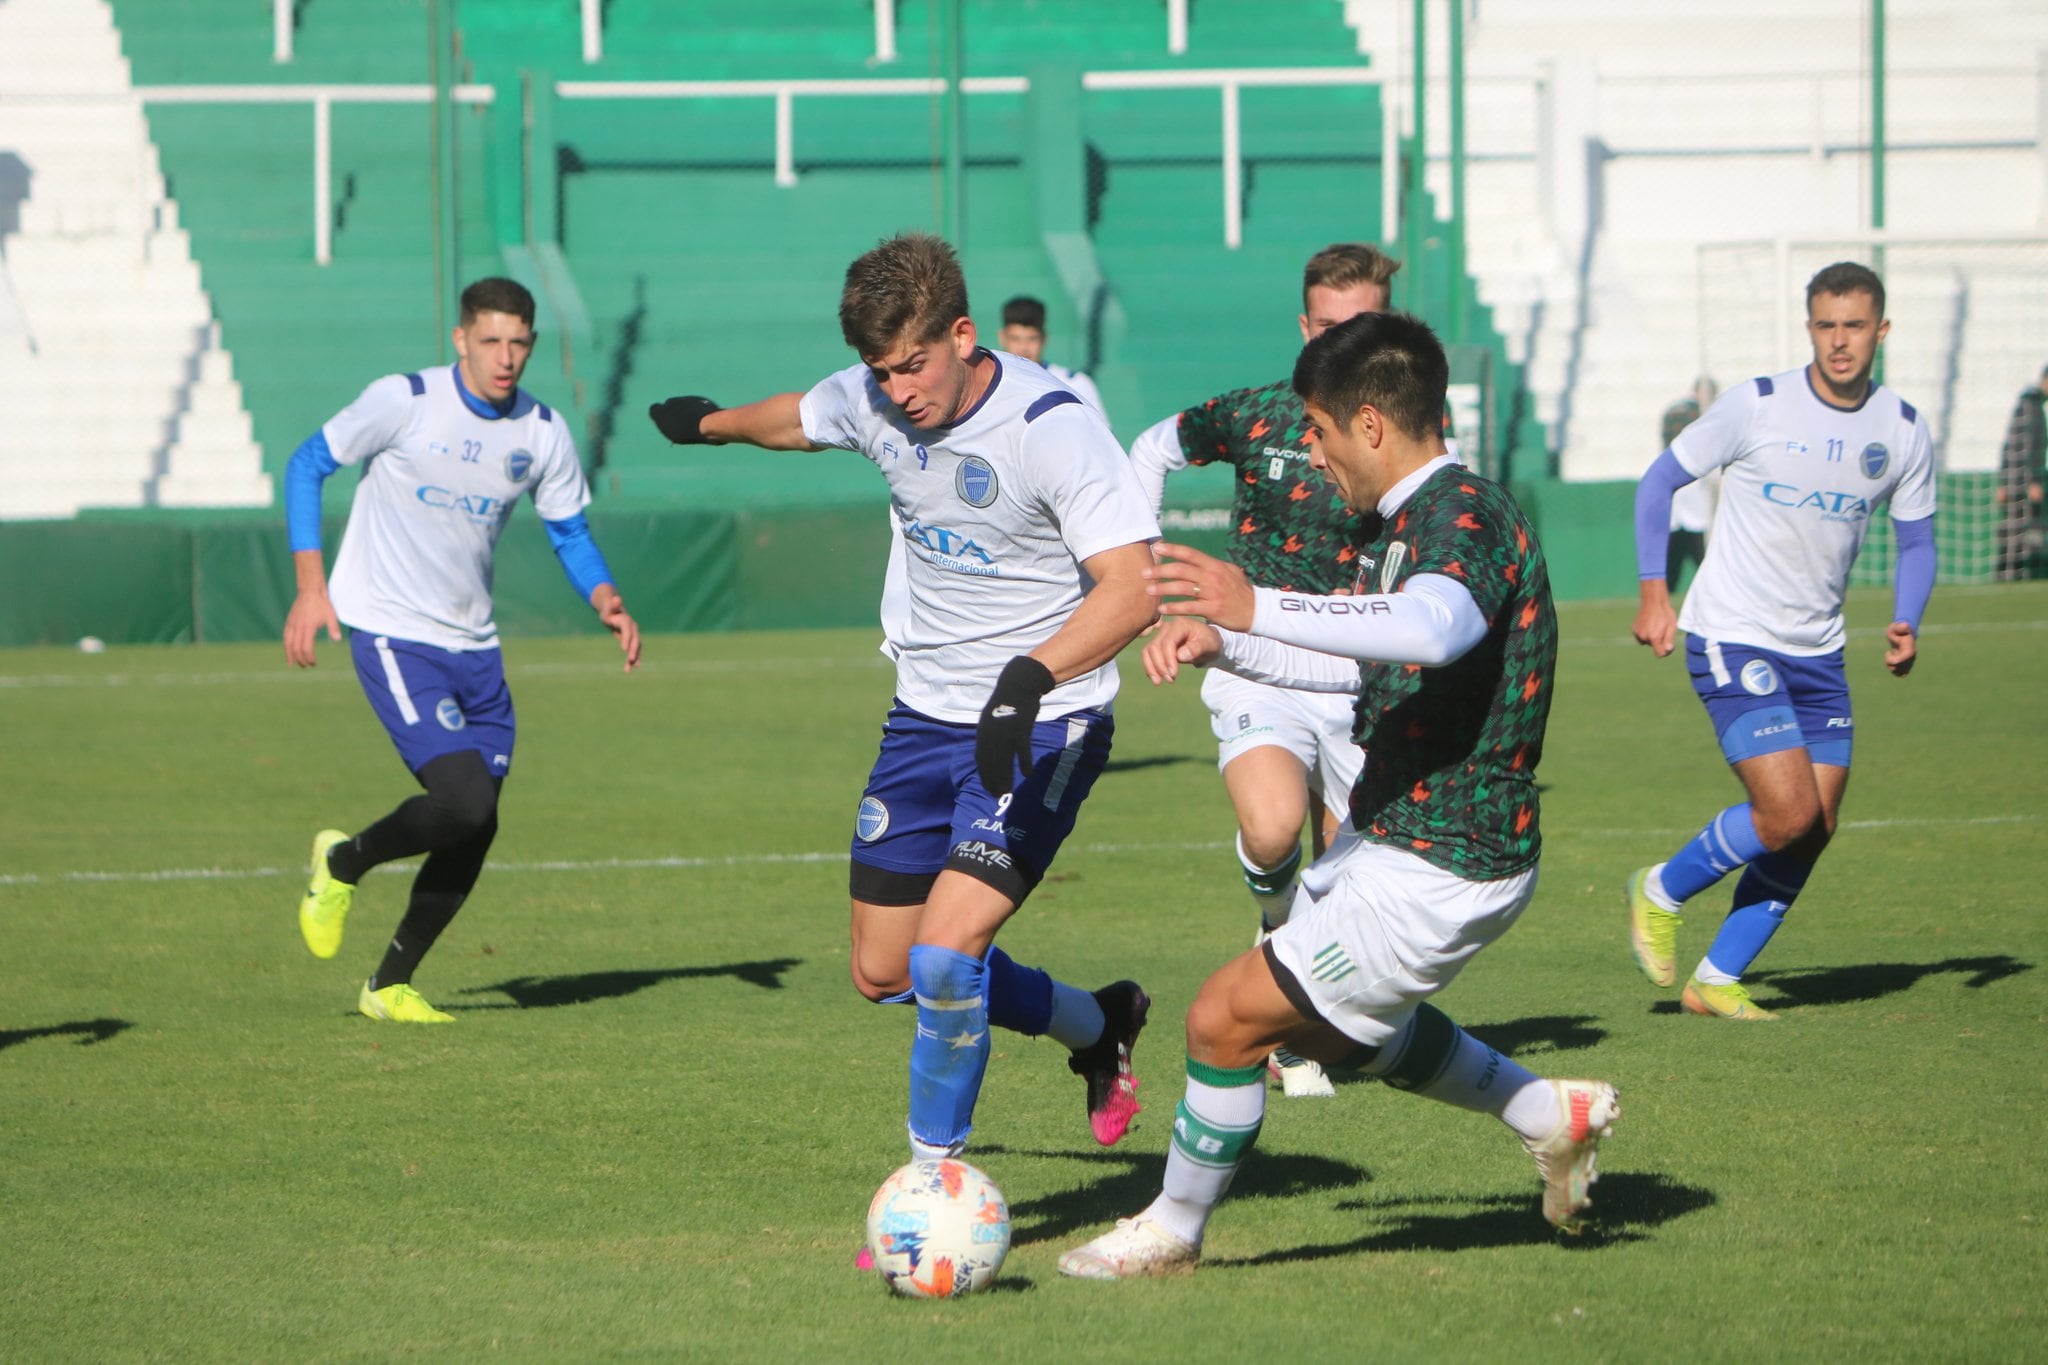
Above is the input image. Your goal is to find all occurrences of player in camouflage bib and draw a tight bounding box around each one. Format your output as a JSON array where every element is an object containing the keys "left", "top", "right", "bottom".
[
  {"left": 1061, "top": 311, "right": 1618, "bottom": 1280},
  {"left": 1128, "top": 243, "right": 1399, "bottom": 1098},
  {"left": 1342, "top": 468, "right": 1557, "bottom": 880}
]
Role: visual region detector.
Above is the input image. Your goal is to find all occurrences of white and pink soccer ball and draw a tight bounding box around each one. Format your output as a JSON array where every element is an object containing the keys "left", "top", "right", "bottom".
[{"left": 864, "top": 1159, "right": 1011, "bottom": 1298}]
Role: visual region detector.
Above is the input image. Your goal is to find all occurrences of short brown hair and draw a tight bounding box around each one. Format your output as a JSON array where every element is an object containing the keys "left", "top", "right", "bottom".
[
  {"left": 839, "top": 233, "right": 970, "bottom": 358},
  {"left": 459, "top": 277, "right": 536, "bottom": 327},
  {"left": 1302, "top": 242, "right": 1402, "bottom": 309},
  {"left": 1806, "top": 261, "right": 1885, "bottom": 319}
]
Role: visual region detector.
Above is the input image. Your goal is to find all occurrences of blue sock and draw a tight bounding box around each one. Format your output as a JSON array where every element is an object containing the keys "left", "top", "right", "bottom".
[
  {"left": 1702, "top": 852, "right": 1813, "bottom": 979},
  {"left": 1661, "top": 803, "right": 1769, "bottom": 905},
  {"left": 907, "top": 944, "right": 991, "bottom": 1153},
  {"left": 984, "top": 945, "right": 1053, "bottom": 1036}
]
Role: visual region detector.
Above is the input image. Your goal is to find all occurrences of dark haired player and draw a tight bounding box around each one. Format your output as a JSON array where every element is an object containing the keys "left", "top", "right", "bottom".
[{"left": 1061, "top": 311, "right": 1617, "bottom": 1278}]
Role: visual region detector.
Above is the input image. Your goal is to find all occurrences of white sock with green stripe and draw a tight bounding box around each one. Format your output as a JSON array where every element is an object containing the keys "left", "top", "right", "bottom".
[{"left": 1145, "top": 1057, "right": 1267, "bottom": 1247}]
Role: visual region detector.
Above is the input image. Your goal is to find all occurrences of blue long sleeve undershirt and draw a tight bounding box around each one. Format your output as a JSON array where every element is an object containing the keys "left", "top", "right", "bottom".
[
  {"left": 285, "top": 430, "right": 339, "bottom": 553},
  {"left": 544, "top": 512, "right": 614, "bottom": 603},
  {"left": 1891, "top": 514, "right": 1935, "bottom": 632},
  {"left": 1635, "top": 448, "right": 1693, "bottom": 579}
]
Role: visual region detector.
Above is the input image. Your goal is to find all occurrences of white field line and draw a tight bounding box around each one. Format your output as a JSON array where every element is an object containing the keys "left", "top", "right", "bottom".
[
  {"left": 1, "top": 814, "right": 2035, "bottom": 888},
  {"left": 0, "top": 655, "right": 893, "bottom": 691},
  {"left": 1570, "top": 618, "right": 2048, "bottom": 648},
  {"left": 3, "top": 617, "right": 2043, "bottom": 689}
]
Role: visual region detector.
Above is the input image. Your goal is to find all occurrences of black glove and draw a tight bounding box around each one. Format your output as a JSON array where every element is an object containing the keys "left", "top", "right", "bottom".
[
  {"left": 649, "top": 395, "right": 722, "bottom": 444},
  {"left": 975, "top": 656, "right": 1056, "bottom": 798}
]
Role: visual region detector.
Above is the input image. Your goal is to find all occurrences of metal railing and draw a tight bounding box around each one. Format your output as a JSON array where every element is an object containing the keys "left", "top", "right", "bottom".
[
  {"left": 557, "top": 66, "right": 1392, "bottom": 249},
  {"left": 133, "top": 84, "right": 496, "bottom": 266},
  {"left": 126, "top": 65, "right": 1386, "bottom": 261}
]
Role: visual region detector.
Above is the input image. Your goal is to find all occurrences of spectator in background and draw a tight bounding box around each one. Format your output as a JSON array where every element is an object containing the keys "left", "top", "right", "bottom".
[
  {"left": 1997, "top": 364, "right": 2047, "bottom": 580},
  {"left": 1660, "top": 376, "right": 1720, "bottom": 591},
  {"left": 997, "top": 295, "right": 1107, "bottom": 418}
]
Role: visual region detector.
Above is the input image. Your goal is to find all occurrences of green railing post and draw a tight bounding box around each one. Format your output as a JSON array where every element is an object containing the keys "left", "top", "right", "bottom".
[
  {"left": 1871, "top": 0, "right": 1886, "bottom": 383},
  {"left": 1448, "top": 0, "right": 1467, "bottom": 343},
  {"left": 1404, "top": 0, "right": 1427, "bottom": 313},
  {"left": 938, "top": 0, "right": 964, "bottom": 243},
  {"left": 428, "top": 0, "right": 460, "bottom": 351}
]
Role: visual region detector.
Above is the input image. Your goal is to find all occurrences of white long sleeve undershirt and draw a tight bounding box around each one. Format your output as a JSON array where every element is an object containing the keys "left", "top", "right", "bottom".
[
  {"left": 1128, "top": 415, "right": 1188, "bottom": 520},
  {"left": 1211, "top": 573, "right": 1490, "bottom": 693}
]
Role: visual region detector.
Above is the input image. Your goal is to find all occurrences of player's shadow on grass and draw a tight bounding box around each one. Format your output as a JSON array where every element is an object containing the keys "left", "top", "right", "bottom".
[
  {"left": 978, "top": 1143, "right": 1372, "bottom": 1247},
  {"left": 1218, "top": 1170, "right": 1717, "bottom": 1264},
  {"left": 0, "top": 1018, "right": 132, "bottom": 1051},
  {"left": 456, "top": 959, "right": 801, "bottom": 1010},
  {"left": 1452, "top": 1014, "right": 1608, "bottom": 1059},
  {"left": 1650, "top": 954, "right": 2032, "bottom": 1013}
]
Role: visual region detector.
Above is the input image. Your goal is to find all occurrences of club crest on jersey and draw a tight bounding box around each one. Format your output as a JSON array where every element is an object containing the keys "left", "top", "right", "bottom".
[
  {"left": 1379, "top": 541, "right": 1409, "bottom": 593},
  {"left": 1859, "top": 443, "right": 1889, "bottom": 480},
  {"left": 955, "top": 455, "right": 999, "bottom": 508},
  {"left": 505, "top": 448, "right": 533, "bottom": 482},
  {"left": 857, "top": 796, "right": 890, "bottom": 842},
  {"left": 435, "top": 698, "right": 467, "bottom": 731},
  {"left": 1740, "top": 659, "right": 1779, "bottom": 697}
]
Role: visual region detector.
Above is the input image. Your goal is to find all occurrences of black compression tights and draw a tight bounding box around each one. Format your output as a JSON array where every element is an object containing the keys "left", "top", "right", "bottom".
[{"left": 325, "top": 751, "right": 503, "bottom": 989}]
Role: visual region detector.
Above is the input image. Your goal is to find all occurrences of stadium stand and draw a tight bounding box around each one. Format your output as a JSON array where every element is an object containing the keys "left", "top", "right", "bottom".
[
  {"left": 0, "top": 0, "right": 268, "bottom": 519},
  {"left": 4, "top": 0, "right": 2038, "bottom": 643}
]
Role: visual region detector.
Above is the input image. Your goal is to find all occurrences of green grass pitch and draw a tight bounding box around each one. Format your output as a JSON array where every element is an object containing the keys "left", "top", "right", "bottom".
[{"left": 3, "top": 585, "right": 2043, "bottom": 1360}]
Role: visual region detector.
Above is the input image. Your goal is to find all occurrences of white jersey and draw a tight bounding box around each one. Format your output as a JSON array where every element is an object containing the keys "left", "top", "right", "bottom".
[
  {"left": 802, "top": 350, "right": 1159, "bottom": 723},
  {"left": 1673, "top": 366, "right": 1936, "bottom": 656},
  {"left": 323, "top": 366, "right": 591, "bottom": 651}
]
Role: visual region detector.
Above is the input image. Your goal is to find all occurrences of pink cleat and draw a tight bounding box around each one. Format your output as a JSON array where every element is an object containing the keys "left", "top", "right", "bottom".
[{"left": 1068, "top": 981, "right": 1149, "bottom": 1146}]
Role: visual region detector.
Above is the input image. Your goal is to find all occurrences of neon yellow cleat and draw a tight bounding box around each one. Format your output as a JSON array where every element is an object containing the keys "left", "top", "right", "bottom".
[
  {"left": 298, "top": 829, "right": 355, "bottom": 959},
  {"left": 1681, "top": 976, "right": 1777, "bottom": 1021},
  {"left": 358, "top": 981, "right": 455, "bottom": 1024},
  {"left": 1626, "top": 866, "right": 1682, "bottom": 988}
]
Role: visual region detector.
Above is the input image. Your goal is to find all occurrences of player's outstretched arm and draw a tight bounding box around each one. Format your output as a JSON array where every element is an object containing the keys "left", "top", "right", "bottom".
[
  {"left": 283, "top": 554, "right": 340, "bottom": 668},
  {"left": 1144, "top": 540, "right": 1256, "bottom": 631},
  {"left": 650, "top": 392, "right": 819, "bottom": 451},
  {"left": 591, "top": 584, "right": 641, "bottom": 673}
]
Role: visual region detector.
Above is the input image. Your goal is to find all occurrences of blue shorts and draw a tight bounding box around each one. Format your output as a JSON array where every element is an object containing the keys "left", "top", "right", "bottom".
[
  {"left": 851, "top": 700, "right": 1114, "bottom": 901},
  {"left": 1685, "top": 636, "right": 1851, "bottom": 768},
  {"left": 349, "top": 632, "right": 516, "bottom": 778}
]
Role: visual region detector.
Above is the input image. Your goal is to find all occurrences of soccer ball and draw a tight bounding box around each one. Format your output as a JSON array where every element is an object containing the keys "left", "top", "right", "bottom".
[{"left": 864, "top": 1159, "right": 1011, "bottom": 1298}]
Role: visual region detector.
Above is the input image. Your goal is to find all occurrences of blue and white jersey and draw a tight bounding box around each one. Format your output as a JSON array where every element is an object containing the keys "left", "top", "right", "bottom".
[
  {"left": 1673, "top": 366, "right": 1936, "bottom": 656},
  {"left": 801, "top": 349, "right": 1159, "bottom": 723},
  {"left": 324, "top": 366, "right": 590, "bottom": 651}
]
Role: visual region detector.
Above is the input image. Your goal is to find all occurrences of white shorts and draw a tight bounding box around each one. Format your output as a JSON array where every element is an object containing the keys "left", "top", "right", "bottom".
[
  {"left": 1265, "top": 830, "right": 1539, "bottom": 1048},
  {"left": 1202, "top": 669, "right": 1362, "bottom": 816}
]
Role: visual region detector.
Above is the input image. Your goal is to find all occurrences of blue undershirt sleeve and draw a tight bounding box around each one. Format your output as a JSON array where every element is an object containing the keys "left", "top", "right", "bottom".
[
  {"left": 285, "top": 430, "right": 340, "bottom": 553},
  {"left": 1635, "top": 449, "right": 1695, "bottom": 580},
  {"left": 1891, "top": 514, "right": 1935, "bottom": 631},
  {"left": 543, "top": 513, "right": 614, "bottom": 603}
]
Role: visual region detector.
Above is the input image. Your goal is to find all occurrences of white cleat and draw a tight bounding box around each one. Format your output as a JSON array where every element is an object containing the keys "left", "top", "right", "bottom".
[
  {"left": 1268, "top": 1048, "right": 1336, "bottom": 1098},
  {"left": 1521, "top": 1079, "right": 1621, "bottom": 1232},
  {"left": 1058, "top": 1214, "right": 1200, "bottom": 1280}
]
